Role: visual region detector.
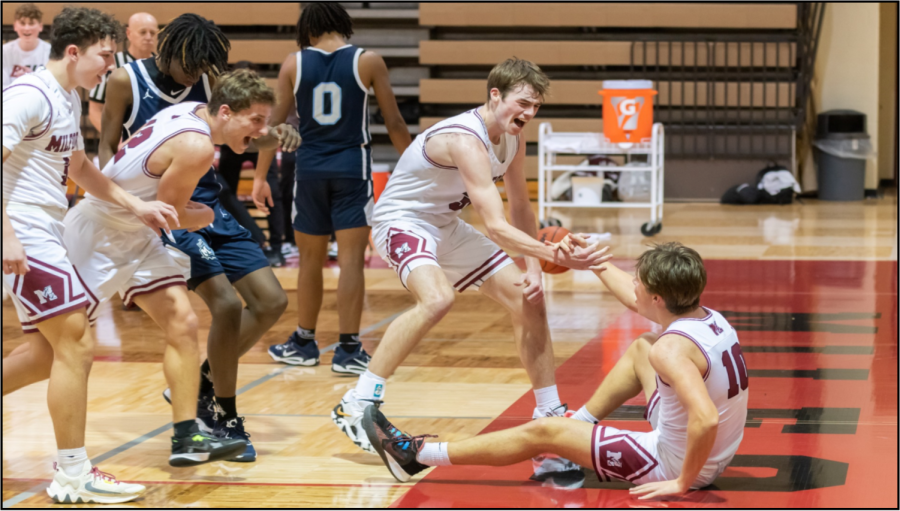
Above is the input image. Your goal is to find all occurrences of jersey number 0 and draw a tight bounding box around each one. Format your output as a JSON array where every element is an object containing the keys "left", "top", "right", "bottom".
[{"left": 313, "top": 82, "right": 342, "bottom": 125}]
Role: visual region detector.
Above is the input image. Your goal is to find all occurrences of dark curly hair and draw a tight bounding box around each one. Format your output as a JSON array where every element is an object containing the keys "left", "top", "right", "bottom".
[
  {"left": 14, "top": 3, "right": 43, "bottom": 23},
  {"left": 49, "top": 7, "right": 121, "bottom": 60},
  {"left": 296, "top": 3, "right": 353, "bottom": 49},
  {"left": 157, "top": 13, "right": 230, "bottom": 79}
]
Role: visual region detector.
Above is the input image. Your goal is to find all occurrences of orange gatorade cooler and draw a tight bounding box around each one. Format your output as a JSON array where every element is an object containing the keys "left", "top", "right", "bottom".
[{"left": 599, "top": 80, "right": 657, "bottom": 144}]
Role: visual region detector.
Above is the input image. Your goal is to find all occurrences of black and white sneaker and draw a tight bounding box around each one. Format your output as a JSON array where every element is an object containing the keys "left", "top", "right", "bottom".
[
  {"left": 362, "top": 406, "right": 435, "bottom": 483},
  {"left": 162, "top": 388, "right": 218, "bottom": 434},
  {"left": 331, "top": 389, "right": 381, "bottom": 455},
  {"left": 331, "top": 343, "right": 371, "bottom": 375},
  {"left": 530, "top": 404, "right": 585, "bottom": 489},
  {"left": 169, "top": 431, "right": 247, "bottom": 467}
]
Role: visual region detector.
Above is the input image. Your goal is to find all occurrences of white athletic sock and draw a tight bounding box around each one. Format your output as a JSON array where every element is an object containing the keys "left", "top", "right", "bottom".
[
  {"left": 534, "top": 385, "right": 562, "bottom": 416},
  {"left": 571, "top": 405, "right": 599, "bottom": 424},
  {"left": 416, "top": 442, "right": 452, "bottom": 467},
  {"left": 58, "top": 447, "right": 89, "bottom": 478},
  {"left": 355, "top": 370, "right": 387, "bottom": 401}
]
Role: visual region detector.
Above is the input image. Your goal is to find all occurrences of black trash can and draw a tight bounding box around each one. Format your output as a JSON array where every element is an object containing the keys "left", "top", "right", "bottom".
[{"left": 813, "top": 110, "right": 872, "bottom": 201}]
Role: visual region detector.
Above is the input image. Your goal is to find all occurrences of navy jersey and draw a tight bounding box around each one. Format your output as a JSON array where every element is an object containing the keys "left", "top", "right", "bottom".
[
  {"left": 122, "top": 58, "right": 219, "bottom": 204},
  {"left": 294, "top": 45, "right": 372, "bottom": 181}
]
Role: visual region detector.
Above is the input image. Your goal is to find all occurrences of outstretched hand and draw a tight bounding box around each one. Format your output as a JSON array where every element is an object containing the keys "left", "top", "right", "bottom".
[
  {"left": 514, "top": 271, "right": 544, "bottom": 304},
  {"left": 131, "top": 200, "right": 179, "bottom": 233},
  {"left": 274, "top": 124, "right": 301, "bottom": 153},
  {"left": 546, "top": 233, "right": 612, "bottom": 271},
  {"left": 629, "top": 479, "right": 690, "bottom": 500}
]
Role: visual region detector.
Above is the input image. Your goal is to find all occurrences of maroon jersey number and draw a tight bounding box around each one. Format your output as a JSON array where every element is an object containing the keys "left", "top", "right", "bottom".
[
  {"left": 113, "top": 119, "right": 158, "bottom": 164},
  {"left": 722, "top": 343, "right": 749, "bottom": 399},
  {"left": 60, "top": 156, "right": 70, "bottom": 186}
]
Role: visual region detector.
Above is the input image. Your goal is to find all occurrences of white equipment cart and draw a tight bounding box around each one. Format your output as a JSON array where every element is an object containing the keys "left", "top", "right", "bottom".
[{"left": 537, "top": 122, "right": 665, "bottom": 236}]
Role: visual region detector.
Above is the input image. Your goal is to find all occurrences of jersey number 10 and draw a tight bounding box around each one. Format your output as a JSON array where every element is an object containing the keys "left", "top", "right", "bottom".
[
  {"left": 313, "top": 82, "right": 342, "bottom": 125},
  {"left": 722, "top": 343, "right": 749, "bottom": 399}
]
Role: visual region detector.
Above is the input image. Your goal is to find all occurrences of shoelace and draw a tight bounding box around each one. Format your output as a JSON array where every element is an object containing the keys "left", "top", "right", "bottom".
[
  {"left": 388, "top": 434, "right": 438, "bottom": 451},
  {"left": 225, "top": 417, "right": 251, "bottom": 439},
  {"left": 89, "top": 467, "right": 119, "bottom": 485}
]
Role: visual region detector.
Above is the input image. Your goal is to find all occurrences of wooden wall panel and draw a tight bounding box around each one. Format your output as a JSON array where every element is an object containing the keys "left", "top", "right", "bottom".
[
  {"left": 420, "top": 41, "right": 632, "bottom": 66},
  {"left": 2, "top": 3, "right": 299, "bottom": 26}
]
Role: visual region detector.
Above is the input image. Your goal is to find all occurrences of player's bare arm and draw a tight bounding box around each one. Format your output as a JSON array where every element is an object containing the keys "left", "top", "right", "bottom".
[
  {"left": 98, "top": 67, "right": 132, "bottom": 168},
  {"left": 563, "top": 233, "right": 637, "bottom": 310},
  {"left": 435, "top": 133, "right": 610, "bottom": 271},
  {"left": 1, "top": 146, "right": 29, "bottom": 275},
  {"left": 503, "top": 134, "right": 544, "bottom": 303},
  {"left": 153, "top": 132, "right": 216, "bottom": 231},
  {"left": 252, "top": 53, "right": 297, "bottom": 214},
  {"left": 634, "top": 335, "right": 719, "bottom": 499},
  {"left": 360, "top": 51, "right": 411, "bottom": 154},
  {"left": 67, "top": 149, "right": 179, "bottom": 232}
]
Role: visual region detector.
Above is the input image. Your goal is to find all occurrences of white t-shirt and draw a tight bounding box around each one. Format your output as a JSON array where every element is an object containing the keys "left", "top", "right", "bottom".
[
  {"left": 2, "top": 69, "right": 84, "bottom": 217},
  {"left": 2, "top": 39, "right": 51, "bottom": 88}
]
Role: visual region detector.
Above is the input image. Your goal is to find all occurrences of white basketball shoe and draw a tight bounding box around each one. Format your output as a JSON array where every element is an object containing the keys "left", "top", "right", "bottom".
[{"left": 46, "top": 462, "right": 145, "bottom": 504}]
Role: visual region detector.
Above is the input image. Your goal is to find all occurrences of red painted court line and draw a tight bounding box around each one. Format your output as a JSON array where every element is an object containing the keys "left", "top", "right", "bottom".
[
  {"left": 391, "top": 260, "right": 899, "bottom": 509},
  {"left": 1, "top": 477, "right": 403, "bottom": 489}
]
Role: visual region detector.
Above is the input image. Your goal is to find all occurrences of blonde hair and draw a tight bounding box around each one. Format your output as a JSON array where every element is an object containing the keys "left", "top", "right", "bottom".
[
  {"left": 635, "top": 242, "right": 707, "bottom": 315},
  {"left": 486, "top": 58, "right": 550, "bottom": 102},
  {"left": 207, "top": 69, "right": 275, "bottom": 114}
]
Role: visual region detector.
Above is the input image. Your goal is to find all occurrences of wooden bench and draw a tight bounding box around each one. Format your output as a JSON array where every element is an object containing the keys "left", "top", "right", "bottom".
[
  {"left": 3, "top": 3, "right": 299, "bottom": 26},
  {"left": 420, "top": 79, "right": 793, "bottom": 108},
  {"left": 419, "top": 3, "right": 796, "bottom": 29}
]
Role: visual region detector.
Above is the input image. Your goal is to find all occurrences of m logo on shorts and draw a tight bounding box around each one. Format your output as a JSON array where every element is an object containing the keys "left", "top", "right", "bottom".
[
  {"left": 197, "top": 239, "right": 217, "bottom": 261},
  {"left": 395, "top": 242, "right": 412, "bottom": 259},
  {"left": 33, "top": 286, "right": 58, "bottom": 305},
  {"left": 606, "top": 451, "right": 623, "bottom": 468}
]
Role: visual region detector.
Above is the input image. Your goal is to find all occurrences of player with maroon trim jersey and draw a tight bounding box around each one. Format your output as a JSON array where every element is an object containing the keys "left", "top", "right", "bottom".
[
  {"left": 1, "top": 7, "right": 181, "bottom": 504},
  {"left": 364, "top": 242, "right": 749, "bottom": 500},
  {"left": 330, "top": 58, "right": 611, "bottom": 487}
]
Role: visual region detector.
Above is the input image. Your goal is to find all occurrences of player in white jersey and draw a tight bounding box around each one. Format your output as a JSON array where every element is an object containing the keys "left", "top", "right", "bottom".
[
  {"left": 364, "top": 241, "right": 750, "bottom": 500},
  {"left": 2, "top": 7, "right": 181, "bottom": 504},
  {"left": 65, "top": 69, "right": 283, "bottom": 468},
  {"left": 1, "top": 3, "right": 51, "bottom": 88},
  {"left": 332, "top": 58, "right": 610, "bottom": 474}
]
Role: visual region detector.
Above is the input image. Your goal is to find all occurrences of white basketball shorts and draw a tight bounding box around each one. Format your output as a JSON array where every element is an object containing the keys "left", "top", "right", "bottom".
[
  {"left": 63, "top": 204, "right": 186, "bottom": 324},
  {"left": 1, "top": 205, "right": 96, "bottom": 333},
  {"left": 372, "top": 217, "right": 514, "bottom": 291},
  {"left": 591, "top": 390, "right": 727, "bottom": 488}
]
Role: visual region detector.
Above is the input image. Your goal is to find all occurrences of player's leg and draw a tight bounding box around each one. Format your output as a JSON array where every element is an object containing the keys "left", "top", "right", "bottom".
[
  {"left": 329, "top": 177, "right": 374, "bottom": 374},
  {"left": 479, "top": 264, "right": 559, "bottom": 413},
  {"left": 2, "top": 333, "right": 54, "bottom": 394},
  {"left": 231, "top": 266, "right": 289, "bottom": 363},
  {"left": 133, "top": 284, "right": 248, "bottom": 467},
  {"left": 333, "top": 264, "right": 455, "bottom": 454},
  {"left": 574, "top": 333, "right": 658, "bottom": 424},
  {"left": 363, "top": 406, "right": 594, "bottom": 482}
]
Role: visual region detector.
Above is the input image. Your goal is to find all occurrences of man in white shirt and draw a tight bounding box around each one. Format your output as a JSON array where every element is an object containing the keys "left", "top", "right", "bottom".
[
  {"left": 87, "top": 12, "right": 159, "bottom": 131},
  {"left": 1, "top": 3, "right": 52, "bottom": 88}
]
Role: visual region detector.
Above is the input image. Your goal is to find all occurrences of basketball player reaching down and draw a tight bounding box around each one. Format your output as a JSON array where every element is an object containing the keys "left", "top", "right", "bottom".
[
  {"left": 99, "top": 15, "right": 299, "bottom": 464},
  {"left": 365, "top": 241, "right": 749, "bottom": 499},
  {"left": 1, "top": 7, "right": 177, "bottom": 503},
  {"left": 66, "top": 70, "right": 279, "bottom": 471},
  {"left": 253, "top": 2, "right": 412, "bottom": 374},
  {"left": 331, "top": 58, "right": 610, "bottom": 477}
]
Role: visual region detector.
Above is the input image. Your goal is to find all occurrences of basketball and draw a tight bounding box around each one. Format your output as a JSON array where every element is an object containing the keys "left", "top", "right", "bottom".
[{"left": 537, "top": 226, "right": 571, "bottom": 274}]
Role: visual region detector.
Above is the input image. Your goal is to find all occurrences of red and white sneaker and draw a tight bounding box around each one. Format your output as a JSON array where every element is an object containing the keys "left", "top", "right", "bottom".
[{"left": 47, "top": 462, "right": 145, "bottom": 504}]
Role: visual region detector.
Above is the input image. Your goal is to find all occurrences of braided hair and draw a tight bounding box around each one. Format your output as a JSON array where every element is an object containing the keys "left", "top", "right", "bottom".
[
  {"left": 157, "top": 13, "right": 230, "bottom": 79},
  {"left": 296, "top": 3, "right": 353, "bottom": 48}
]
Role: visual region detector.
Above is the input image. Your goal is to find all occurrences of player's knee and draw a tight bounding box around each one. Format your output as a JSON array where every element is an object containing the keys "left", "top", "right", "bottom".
[
  {"left": 419, "top": 287, "right": 455, "bottom": 321},
  {"left": 522, "top": 418, "right": 563, "bottom": 447},
  {"left": 168, "top": 306, "right": 199, "bottom": 342},
  {"left": 54, "top": 315, "right": 94, "bottom": 367},
  {"left": 630, "top": 333, "right": 656, "bottom": 356},
  {"left": 207, "top": 292, "right": 244, "bottom": 321},
  {"left": 256, "top": 289, "right": 288, "bottom": 320}
]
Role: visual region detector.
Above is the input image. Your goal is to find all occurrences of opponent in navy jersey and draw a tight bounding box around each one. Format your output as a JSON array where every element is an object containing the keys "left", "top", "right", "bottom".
[{"left": 251, "top": 3, "right": 411, "bottom": 377}]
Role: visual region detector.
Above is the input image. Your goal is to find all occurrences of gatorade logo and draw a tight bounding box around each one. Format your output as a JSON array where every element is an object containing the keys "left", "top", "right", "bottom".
[
  {"left": 374, "top": 384, "right": 383, "bottom": 399},
  {"left": 611, "top": 97, "right": 645, "bottom": 131}
]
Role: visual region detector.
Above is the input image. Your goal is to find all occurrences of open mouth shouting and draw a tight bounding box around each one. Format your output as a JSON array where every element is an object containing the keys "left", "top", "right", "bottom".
[{"left": 513, "top": 117, "right": 526, "bottom": 129}]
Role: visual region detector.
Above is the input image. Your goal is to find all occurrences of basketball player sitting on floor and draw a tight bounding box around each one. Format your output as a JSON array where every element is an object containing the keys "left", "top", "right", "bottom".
[
  {"left": 331, "top": 57, "right": 611, "bottom": 483},
  {"left": 64, "top": 69, "right": 284, "bottom": 469},
  {"left": 364, "top": 241, "right": 750, "bottom": 500}
]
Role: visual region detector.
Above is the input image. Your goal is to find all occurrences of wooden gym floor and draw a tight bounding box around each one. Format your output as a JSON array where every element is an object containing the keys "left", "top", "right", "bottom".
[{"left": 2, "top": 195, "right": 897, "bottom": 508}]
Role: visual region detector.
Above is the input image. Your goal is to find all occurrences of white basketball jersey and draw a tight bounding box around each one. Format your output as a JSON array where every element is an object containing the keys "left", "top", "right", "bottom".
[
  {"left": 2, "top": 39, "right": 51, "bottom": 88},
  {"left": 81, "top": 102, "right": 211, "bottom": 230},
  {"left": 655, "top": 307, "right": 749, "bottom": 472},
  {"left": 2, "top": 69, "right": 83, "bottom": 217},
  {"left": 373, "top": 108, "right": 519, "bottom": 227}
]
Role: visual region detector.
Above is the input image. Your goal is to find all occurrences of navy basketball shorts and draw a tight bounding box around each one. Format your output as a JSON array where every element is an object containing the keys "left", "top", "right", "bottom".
[
  {"left": 162, "top": 203, "right": 270, "bottom": 290},
  {"left": 292, "top": 178, "right": 373, "bottom": 236}
]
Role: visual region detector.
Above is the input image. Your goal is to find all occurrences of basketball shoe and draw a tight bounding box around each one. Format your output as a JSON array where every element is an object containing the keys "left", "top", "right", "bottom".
[
  {"left": 169, "top": 431, "right": 247, "bottom": 467},
  {"left": 268, "top": 332, "right": 320, "bottom": 366},
  {"left": 47, "top": 462, "right": 145, "bottom": 504},
  {"left": 332, "top": 389, "right": 381, "bottom": 455},
  {"left": 362, "top": 406, "right": 435, "bottom": 482},
  {"left": 530, "top": 404, "right": 585, "bottom": 489},
  {"left": 213, "top": 416, "right": 256, "bottom": 462},
  {"left": 162, "top": 388, "right": 218, "bottom": 434},
  {"left": 332, "top": 343, "right": 371, "bottom": 375}
]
